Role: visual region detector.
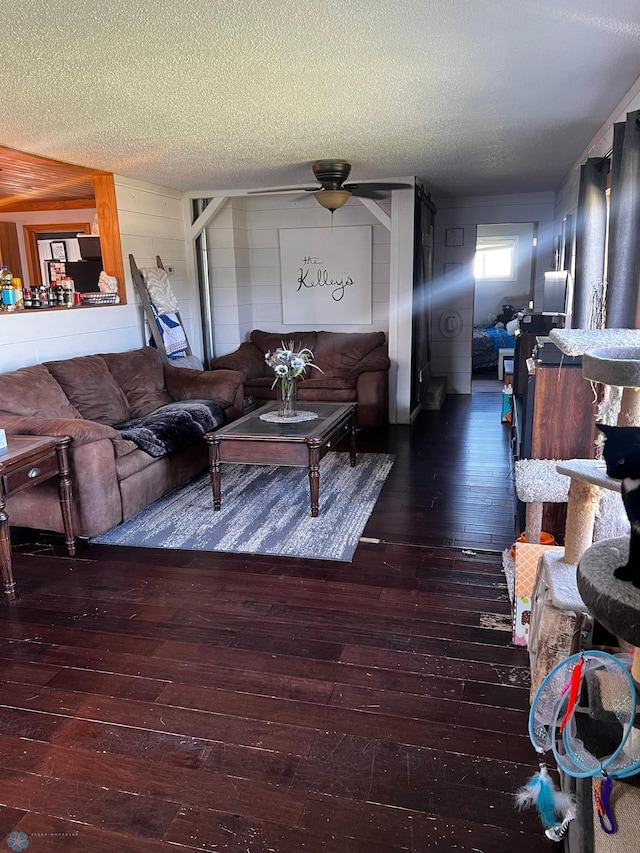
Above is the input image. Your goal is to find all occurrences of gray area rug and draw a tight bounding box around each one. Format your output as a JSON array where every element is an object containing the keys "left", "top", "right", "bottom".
[{"left": 91, "top": 452, "right": 395, "bottom": 562}]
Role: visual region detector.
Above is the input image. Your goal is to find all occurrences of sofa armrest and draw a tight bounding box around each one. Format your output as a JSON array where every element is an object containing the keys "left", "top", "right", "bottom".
[
  {"left": 210, "top": 342, "right": 266, "bottom": 380},
  {"left": 355, "top": 370, "right": 389, "bottom": 428},
  {"left": 162, "top": 366, "right": 244, "bottom": 420},
  {"left": 351, "top": 344, "right": 391, "bottom": 376},
  {"left": 0, "top": 414, "right": 119, "bottom": 446}
]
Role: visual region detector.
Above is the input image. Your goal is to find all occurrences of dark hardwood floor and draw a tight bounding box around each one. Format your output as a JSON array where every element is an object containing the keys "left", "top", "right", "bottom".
[{"left": 0, "top": 392, "right": 555, "bottom": 851}]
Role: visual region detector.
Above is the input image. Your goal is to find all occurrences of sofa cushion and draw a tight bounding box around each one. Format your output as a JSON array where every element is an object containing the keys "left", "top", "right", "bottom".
[
  {"left": 245, "top": 376, "right": 356, "bottom": 391},
  {"left": 101, "top": 348, "right": 173, "bottom": 418},
  {"left": 111, "top": 437, "right": 138, "bottom": 458},
  {"left": 115, "top": 446, "right": 158, "bottom": 481},
  {"left": 44, "top": 355, "right": 132, "bottom": 426},
  {"left": 313, "top": 331, "right": 386, "bottom": 376},
  {"left": 250, "top": 330, "right": 318, "bottom": 358},
  {"left": 244, "top": 376, "right": 357, "bottom": 404},
  {"left": 0, "top": 363, "right": 82, "bottom": 419},
  {"left": 297, "top": 385, "right": 356, "bottom": 403}
]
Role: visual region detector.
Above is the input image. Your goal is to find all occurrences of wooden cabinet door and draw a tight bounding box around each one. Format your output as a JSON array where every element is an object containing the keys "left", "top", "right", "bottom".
[
  {"left": 0, "top": 221, "right": 23, "bottom": 279},
  {"left": 531, "top": 365, "right": 598, "bottom": 459}
]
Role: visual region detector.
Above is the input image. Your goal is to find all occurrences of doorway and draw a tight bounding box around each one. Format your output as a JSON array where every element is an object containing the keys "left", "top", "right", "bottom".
[
  {"left": 472, "top": 222, "right": 535, "bottom": 393},
  {"left": 22, "top": 222, "right": 91, "bottom": 287}
]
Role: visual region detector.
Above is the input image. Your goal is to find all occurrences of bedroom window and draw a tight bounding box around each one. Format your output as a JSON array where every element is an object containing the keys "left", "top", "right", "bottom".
[{"left": 474, "top": 237, "right": 517, "bottom": 280}]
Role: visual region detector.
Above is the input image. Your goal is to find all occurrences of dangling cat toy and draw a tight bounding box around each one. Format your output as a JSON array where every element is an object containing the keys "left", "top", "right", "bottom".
[{"left": 597, "top": 423, "right": 640, "bottom": 587}]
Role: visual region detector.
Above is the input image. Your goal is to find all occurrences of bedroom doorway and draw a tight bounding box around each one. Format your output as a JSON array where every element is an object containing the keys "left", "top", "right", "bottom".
[{"left": 472, "top": 222, "right": 535, "bottom": 393}]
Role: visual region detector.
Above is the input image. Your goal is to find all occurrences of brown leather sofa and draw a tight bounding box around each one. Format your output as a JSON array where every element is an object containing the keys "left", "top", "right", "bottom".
[
  {"left": 210, "top": 329, "right": 390, "bottom": 428},
  {"left": 0, "top": 347, "right": 243, "bottom": 537}
]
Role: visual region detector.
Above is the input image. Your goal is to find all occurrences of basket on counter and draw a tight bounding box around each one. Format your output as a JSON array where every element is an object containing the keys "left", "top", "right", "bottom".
[{"left": 79, "top": 293, "right": 119, "bottom": 305}]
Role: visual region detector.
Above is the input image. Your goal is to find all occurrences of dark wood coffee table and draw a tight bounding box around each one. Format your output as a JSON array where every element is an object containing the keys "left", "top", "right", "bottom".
[{"left": 204, "top": 402, "right": 357, "bottom": 517}]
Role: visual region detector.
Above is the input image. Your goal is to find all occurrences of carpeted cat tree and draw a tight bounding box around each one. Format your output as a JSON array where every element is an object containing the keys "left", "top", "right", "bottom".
[
  {"left": 524, "top": 331, "right": 640, "bottom": 698},
  {"left": 574, "top": 346, "right": 640, "bottom": 851},
  {"left": 577, "top": 346, "right": 640, "bottom": 686}
]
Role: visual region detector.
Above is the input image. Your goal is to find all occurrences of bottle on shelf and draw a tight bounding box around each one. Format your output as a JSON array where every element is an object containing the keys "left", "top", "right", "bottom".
[
  {"left": 1, "top": 265, "right": 17, "bottom": 311},
  {"left": 11, "top": 277, "right": 24, "bottom": 310},
  {"left": 23, "top": 287, "right": 32, "bottom": 309},
  {"left": 62, "top": 276, "right": 75, "bottom": 307}
]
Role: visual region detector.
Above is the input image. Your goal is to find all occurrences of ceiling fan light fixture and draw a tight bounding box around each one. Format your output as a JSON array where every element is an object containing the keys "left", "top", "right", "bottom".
[{"left": 313, "top": 189, "right": 351, "bottom": 212}]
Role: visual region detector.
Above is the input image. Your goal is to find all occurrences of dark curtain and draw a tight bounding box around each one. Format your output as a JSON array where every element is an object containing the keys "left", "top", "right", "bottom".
[
  {"left": 573, "top": 158, "right": 608, "bottom": 328},
  {"left": 606, "top": 110, "right": 640, "bottom": 328},
  {"left": 411, "top": 185, "right": 436, "bottom": 412}
]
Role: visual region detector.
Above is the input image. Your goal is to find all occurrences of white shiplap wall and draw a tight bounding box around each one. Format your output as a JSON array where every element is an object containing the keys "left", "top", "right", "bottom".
[
  {"left": 0, "top": 176, "right": 193, "bottom": 372},
  {"left": 205, "top": 193, "right": 392, "bottom": 358},
  {"left": 116, "top": 175, "right": 202, "bottom": 358}
]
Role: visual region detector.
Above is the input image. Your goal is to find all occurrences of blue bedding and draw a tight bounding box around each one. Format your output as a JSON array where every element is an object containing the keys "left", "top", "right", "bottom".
[{"left": 472, "top": 325, "right": 515, "bottom": 370}]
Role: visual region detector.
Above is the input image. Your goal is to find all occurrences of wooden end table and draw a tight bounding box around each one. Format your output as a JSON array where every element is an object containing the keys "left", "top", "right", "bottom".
[
  {"left": 204, "top": 402, "right": 357, "bottom": 517},
  {"left": 0, "top": 435, "right": 75, "bottom": 603}
]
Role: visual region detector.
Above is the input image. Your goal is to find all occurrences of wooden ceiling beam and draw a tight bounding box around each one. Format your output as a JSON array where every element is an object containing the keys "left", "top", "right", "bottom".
[{"left": 0, "top": 197, "right": 96, "bottom": 213}]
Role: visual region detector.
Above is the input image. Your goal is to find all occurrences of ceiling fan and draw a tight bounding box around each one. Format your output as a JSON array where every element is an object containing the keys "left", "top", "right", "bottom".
[{"left": 248, "top": 160, "right": 411, "bottom": 212}]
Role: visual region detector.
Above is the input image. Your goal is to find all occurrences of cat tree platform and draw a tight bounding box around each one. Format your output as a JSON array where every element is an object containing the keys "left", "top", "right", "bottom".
[
  {"left": 513, "top": 458, "right": 570, "bottom": 546},
  {"left": 549, "top": 328, "right": 640, "bottom": 357},
  {"left": 578, "top": 538, "right": 640, "bottom": 681},
  {"left": 583, "top": 345, "right": 640, "bottom": 425}
]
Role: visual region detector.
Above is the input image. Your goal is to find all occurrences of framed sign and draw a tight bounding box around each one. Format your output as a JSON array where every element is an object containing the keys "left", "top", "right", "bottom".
[
  {"left": 279, "top": 226, "right": 372, "bottom": 324},
  {"left": 445, "top": 228, "right": 464, "bottom": 247},
  {"left": 50, "top": 241, "right": 67, "bottom": 261}
]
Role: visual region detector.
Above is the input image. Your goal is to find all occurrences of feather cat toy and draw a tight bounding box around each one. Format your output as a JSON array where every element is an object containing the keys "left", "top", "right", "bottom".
[
  {"left": 597, "top": 424, "right": 640, "bottom": 587},
  {"left": 514, "top": 764, "right": 576, "bottom": 841}
]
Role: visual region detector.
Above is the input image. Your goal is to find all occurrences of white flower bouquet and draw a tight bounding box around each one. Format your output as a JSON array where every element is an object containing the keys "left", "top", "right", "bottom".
[{"left": 264, "top": 340, "right": 322, "bottom": 417}]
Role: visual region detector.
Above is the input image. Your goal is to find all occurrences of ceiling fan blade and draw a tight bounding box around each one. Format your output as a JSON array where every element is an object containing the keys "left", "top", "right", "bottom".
[
  {"left": 348, "top": 187, "right": 385, "bottom": 200},
  {"left": 346, "top": 181, "right": 412, "bottom": 193},
  {"left": 247, "top": 186, "right": 315, "bottom": 195}
]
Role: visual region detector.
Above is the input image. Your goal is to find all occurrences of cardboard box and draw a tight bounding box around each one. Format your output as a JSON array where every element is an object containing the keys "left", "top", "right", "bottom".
[{"left": 512, "top": 541, "right": 564, "bottom": 646}]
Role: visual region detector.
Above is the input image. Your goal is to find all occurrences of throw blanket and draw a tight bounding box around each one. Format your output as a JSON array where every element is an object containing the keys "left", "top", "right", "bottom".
[
  {"left": 149, "top": 304, "right": 189, "bottom": 357},
  {"left": 116, "top": 400, "right": 224, "bottom": 458}
]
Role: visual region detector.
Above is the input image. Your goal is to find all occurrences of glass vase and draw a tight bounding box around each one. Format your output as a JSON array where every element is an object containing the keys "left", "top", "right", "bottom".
[{"left": 277, "top": 378, "right": 298, "bottom": 418}]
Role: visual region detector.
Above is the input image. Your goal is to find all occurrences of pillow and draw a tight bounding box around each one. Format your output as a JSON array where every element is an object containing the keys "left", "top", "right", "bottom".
[
  {"left": 313, "top": 331, "right": 386, "bottom": 375},
  {"left": 101, "top": 348, "right": 173, "bottom": 418},
  {"left": 250, "top": 330, "right": 318, "bottom": 356},
  {"left": 0, "top": 363, "right": 82, "bottom": 419},
  {"left": 44, "top": 355, "right": 132, "bottom": 426}
]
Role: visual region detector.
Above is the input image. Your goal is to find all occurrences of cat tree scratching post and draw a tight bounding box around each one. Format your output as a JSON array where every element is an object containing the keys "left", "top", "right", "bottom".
[
  {"left": 579, "top": 346, "right": 640, "bottom": 685},
  {"left": 555, "top": 461, "right": 615, "bottom": 564},
  {"left": 514, "top": 459, "right": 570, "bottom": 546}
]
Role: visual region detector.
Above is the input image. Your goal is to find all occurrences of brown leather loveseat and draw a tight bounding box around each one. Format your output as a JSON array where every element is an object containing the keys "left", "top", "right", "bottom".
[
  {"left": 210, "top": 330, "right": 390, "bottom": 427},
  {"left": 0, "top": 347, "right": 243, "bottom": 538}
]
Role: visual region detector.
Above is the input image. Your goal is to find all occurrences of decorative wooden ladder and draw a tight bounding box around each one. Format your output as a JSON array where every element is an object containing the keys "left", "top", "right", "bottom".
[{"left": 129, "top": 254, "right": 197, "bottom": 366}]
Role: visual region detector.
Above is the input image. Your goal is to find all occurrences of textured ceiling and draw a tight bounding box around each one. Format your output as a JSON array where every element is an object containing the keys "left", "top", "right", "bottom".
[{"left": 2, "top": 1, "right": 640, "bottom": 198}]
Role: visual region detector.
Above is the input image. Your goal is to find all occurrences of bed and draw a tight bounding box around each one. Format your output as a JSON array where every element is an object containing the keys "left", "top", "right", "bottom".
[{"left": 472, "top": 324, "right": 515, "bottom": 371}]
